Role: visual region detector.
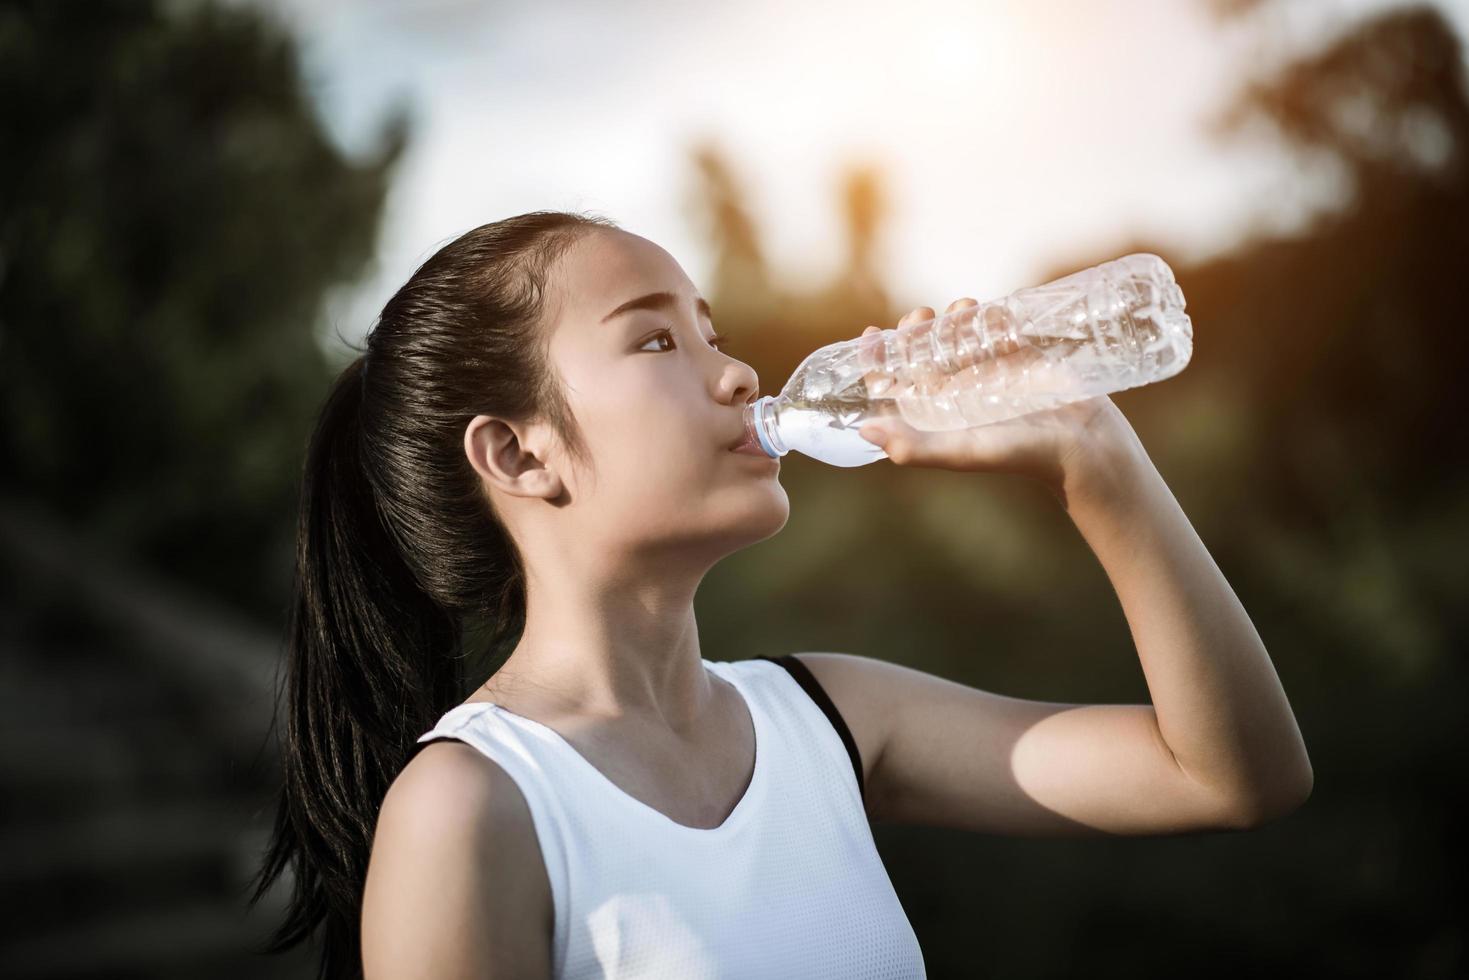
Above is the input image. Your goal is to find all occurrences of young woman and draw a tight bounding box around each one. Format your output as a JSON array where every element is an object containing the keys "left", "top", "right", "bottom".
[{"left": 249, "top": 210, "right": 1313, "bottom": 979}]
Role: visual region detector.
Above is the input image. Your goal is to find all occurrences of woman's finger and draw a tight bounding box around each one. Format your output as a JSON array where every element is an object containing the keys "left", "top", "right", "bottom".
[
  {"left": 858, "top": 325, "right": 892, "bottom": 395},
  {"left": 937, "top": 297, "right": 982, "bottom": 375},
  {"left": 858, "top": 416, "right": 991, "bottom": 472},
  {"left": 902, "top": 306, "right": 936, "bottom": 327}
]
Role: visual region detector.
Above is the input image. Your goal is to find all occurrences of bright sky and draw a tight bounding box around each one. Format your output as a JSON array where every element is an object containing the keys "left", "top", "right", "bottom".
[{"left": 236, "top": 0, "right": 1469, "bottom": 356}]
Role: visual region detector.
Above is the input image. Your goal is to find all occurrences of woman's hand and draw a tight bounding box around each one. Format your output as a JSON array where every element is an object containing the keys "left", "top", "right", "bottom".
[{"left": 855, "top": 298, "right": 1144, "bottom": 502}]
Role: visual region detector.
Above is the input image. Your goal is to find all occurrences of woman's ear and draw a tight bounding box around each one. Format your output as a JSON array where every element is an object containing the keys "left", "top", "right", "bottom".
[{"left": 463, "top": 414, "right": 564, "bottom": 501}]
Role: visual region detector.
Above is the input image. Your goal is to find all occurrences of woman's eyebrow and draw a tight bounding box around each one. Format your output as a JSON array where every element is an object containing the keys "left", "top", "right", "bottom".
[{"left": 601, "top": 291, "right": 713, "bottom": 324}]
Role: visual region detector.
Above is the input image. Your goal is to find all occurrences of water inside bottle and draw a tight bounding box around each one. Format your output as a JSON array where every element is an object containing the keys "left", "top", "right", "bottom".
[{"left": 769, "top": 403, "right": 890, "bottom": 468}]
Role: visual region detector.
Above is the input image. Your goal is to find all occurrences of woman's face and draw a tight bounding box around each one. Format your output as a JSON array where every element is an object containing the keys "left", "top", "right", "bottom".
[{"left": 526, "top": 228, "right": 789, "bottom": 566}]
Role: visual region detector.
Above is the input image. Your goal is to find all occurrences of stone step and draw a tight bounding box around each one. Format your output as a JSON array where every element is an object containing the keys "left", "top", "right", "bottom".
[
  {"left": 0, "top": 722, "right": 251, "bottom": 825},
  {"left": 0, "top": 798, "right": 259, "bottom": 884},
  {"left": 0, "top": 892, "right": 317, "bottom": 980},
  {"left": 0, "top": 798, "right": 280, "bottom": 948}
]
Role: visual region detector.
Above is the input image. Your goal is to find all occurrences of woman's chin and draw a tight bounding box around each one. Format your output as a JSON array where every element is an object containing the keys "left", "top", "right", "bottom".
[{"left": 741, "top": 487, "right": 790, "bottom": 537}]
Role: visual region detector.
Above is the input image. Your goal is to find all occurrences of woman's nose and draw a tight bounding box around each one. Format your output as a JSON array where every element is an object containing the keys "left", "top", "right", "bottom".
[{"left": 719, "top": 358, "right": 759, "bottom": 406}]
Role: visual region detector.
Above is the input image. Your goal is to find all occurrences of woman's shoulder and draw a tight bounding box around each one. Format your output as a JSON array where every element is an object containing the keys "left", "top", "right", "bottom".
[
  {"left": 378, "top": 734, "right": 547, "bottom": 869},
  {"left": 363, "top": 739, "right": 553, "bottom": 975},
  {"left": 390, "top": 735, "right": 531, "bottom": 826}
]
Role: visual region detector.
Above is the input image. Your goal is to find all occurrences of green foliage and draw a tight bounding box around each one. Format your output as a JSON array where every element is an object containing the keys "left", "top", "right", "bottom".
[{"left": 0, "top": 0, "right": 408, "bottom": 617}]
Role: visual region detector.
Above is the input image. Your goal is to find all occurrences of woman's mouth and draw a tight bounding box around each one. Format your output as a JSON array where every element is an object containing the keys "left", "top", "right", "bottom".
[
  {"left": 728, "top": 430, "right": 770, "bottom": 456},
  {"left": 728, "top": 410, "right": 774, "bottom": 456}
]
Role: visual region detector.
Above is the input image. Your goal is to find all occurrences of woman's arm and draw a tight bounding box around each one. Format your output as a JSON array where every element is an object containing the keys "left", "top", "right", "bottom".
[
  {"left": 1056, "top": 435, "right": 1314, "bottom": 821},
  {"left": 799, "top": 442, "right": 1313, "bottom": 835}
]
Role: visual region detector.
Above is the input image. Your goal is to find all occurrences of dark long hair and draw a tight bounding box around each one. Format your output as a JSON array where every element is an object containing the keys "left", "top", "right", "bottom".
[{"left": 246, "top": 210, "right": 619, "bottom": 979}]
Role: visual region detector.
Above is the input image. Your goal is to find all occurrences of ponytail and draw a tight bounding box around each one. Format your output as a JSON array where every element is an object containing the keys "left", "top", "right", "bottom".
[{"left": 246, "top": 211, "right": 619, "bottom": 978}]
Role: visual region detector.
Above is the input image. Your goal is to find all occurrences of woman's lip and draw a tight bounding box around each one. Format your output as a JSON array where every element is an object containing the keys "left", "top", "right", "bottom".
[
  {"left": 729, "top": 404, "right": 768, "bottom": 455},
  {"left": 729, "top": 437, "right": 771, "bottom": 456}
]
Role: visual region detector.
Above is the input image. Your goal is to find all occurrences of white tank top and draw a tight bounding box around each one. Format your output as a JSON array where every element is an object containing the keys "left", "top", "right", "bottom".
[{"left": 414, "top": 656, "right": 927, "bottom": 979}]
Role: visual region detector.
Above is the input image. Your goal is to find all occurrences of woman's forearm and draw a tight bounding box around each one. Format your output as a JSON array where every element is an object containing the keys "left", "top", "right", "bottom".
[{"left": 1060, "top": 440, "right": 1314, "bottom": 822}]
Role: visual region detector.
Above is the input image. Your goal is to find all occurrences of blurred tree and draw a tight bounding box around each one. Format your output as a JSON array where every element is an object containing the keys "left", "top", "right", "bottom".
[
  {"left": 1175, "top": 5, "right": 1469, "bottom": 685},
  {"left": 0, "top": 0, "right": 409, "bottom": 620},
  {"left": 839, "top": 161, "right": 891, "bottom": 316},
  {"left": 1202, "top": 6, "right": 1468, "bottom": 511},
  {"left": 686, "top": 136, "right": 774, "bottom": 329}
]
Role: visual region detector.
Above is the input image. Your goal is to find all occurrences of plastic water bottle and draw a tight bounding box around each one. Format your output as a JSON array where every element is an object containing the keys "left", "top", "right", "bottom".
[{"left": 734, "top": 253, "right": 1193, "bottom": 467}]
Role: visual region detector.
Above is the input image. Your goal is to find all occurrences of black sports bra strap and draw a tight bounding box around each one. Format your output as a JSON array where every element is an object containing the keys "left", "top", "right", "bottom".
[
  {"left": 404, "top": 733, "right": 467, "bottom": 768},
  {"left": 756, "top": 655, "right": 866, "bottom": 806}
]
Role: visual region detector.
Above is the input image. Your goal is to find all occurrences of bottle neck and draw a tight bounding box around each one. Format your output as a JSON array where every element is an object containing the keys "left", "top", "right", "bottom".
[{"left": 749, "top": 395, "right": 787, "bottom": 457}]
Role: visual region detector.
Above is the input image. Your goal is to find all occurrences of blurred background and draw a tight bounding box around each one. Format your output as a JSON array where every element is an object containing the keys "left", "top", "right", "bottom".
[{"left": 2, "top": 0, "right": 1465, "bottom": 975}]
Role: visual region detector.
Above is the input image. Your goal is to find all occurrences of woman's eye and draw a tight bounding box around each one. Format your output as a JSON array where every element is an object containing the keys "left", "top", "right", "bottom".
[
  {"left": 639, "top": 329, "right": 732, "bottom": 353},
  {"left": 640, "top": 331, "right": 677, "bottom": 353}
]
